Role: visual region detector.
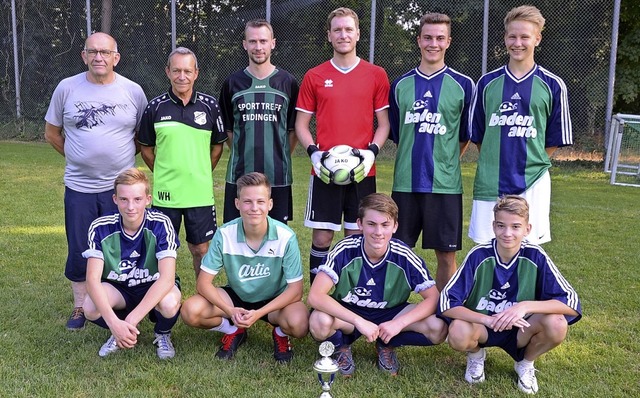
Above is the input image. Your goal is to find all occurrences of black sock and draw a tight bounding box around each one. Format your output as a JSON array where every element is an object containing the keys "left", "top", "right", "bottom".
[
  {"left": 387, "top": 331, "right": 434, "bottom": 347},
  {"left": 309, "top": 244, "right": 330, "bottom": 284},
  {"left": 153, "top": 308, "right": 181, "bottom": 334},
  {"left": 89, "top": 316, "right": 108, "bottom": 329}
]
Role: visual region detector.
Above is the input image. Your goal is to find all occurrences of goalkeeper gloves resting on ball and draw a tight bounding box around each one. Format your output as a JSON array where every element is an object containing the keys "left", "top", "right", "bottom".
[
  {"left": 307, "top": 144, "right": 332, "bottom": 184},
  {"left": 351, "top": 143, "right": 378, "bottom": 183}
]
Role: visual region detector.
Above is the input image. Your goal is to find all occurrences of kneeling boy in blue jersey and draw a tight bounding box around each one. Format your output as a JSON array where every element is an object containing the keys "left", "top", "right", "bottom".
[
  {"left": 439, "top": 195, "right": 581, "bottom": 394},
  {"left": 307, "top": 193, "right": 446, "bottom": 376},
  {"left": 180, "top": 172, "right": 309, "bottom": 363},
  {"left": 83, "top": 168, "right": 182, "bottom": 359}
]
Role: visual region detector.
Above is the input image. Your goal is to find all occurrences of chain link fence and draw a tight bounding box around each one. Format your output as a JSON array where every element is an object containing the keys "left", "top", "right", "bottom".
[{"left": 1, "top": 0, "right": 614, "bottom": 155}]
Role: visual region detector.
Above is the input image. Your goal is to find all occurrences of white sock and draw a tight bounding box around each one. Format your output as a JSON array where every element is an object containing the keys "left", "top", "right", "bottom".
[
  {"left": 274, "top": 326, "right": 287, "bottom": 337},
  {"left": 209, "top": 318, "right": 238, "bottom": 334},
  {"left": 516, "top": 358, "right": 535, "bottom": 370},
  {"left": 468, "top": 348, "right": 485, "bottom": 359}
]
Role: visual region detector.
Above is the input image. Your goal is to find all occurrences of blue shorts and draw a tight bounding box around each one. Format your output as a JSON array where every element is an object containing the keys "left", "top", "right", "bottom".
[
  {"left": 64, "top": 187, "right": 117, "bottom": 282},
  {"left": 340, "top": 302, "right": 409, "bottom": 345},
  {"left": 480, "top": 327, "right": 527, "bottom": 362}
]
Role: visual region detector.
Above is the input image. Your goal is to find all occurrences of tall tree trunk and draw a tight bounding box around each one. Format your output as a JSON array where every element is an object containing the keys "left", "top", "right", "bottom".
[{"left": 101, "top": 0, "right": 112, "bottom": 34}]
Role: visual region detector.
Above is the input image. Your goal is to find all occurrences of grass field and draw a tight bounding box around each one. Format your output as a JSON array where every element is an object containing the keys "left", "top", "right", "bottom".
[{"left": 0, "top": 141, "right": 638, "bottom": 397}]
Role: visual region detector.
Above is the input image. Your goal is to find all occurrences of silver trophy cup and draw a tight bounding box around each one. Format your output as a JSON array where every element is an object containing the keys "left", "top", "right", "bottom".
[{"left": 313, "top": 341, "right": 340, "bottom": 398}]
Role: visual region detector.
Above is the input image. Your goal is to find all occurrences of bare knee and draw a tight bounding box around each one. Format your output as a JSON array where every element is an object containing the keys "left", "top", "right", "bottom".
[
  {"left": 309, "top": 311, "right": 335, "bottom": 340},
  {"left": 280, "top": 308, "right": 310, "bottom": 338},
  {"left": 447, "top": 320, "right": 478, "bottom": 352},
  {"left": 426, "top": 315, "right": 448, "bottom": 345},
  {"left": 82, "top": 297, "right": 100, "bottom": 321},
  {"left": 188, "top": 242, "right": 209, "bottom": 260},
  {"left": 542, "top": 314, "right": 568, "bottom": 344},
  {"left": 180, "top": 296, "right": 204, "bottom": 326},
  {"left": 156, "top": 289, "right": 182, "bottom": 317},
  {"left": 312, "top": 229, "right": 334, "bottom": 248}
]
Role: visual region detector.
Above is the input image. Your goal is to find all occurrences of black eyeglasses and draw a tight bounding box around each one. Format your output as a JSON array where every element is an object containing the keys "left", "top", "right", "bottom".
[{"left": 84, "top": 49, "right": 117, "bottom": 58}]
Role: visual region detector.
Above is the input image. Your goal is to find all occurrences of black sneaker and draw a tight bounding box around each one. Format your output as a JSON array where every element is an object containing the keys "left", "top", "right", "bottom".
[
  {"left": 215, "top": 328, "right": 247, "bottom": 359},
  {"left": 272, "top": 328, "right": 293, "bottom": 363},
  {"left": 66, "top": 307, "right": 86, "bottom": 330}
]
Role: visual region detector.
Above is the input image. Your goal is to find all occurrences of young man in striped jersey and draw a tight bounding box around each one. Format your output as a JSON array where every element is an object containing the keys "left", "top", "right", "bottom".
[
  {"left": 138, "top": 48, "right": 227, "bottom": 278},
  {"left": 469, "top": 5, "right": 573, "bottom": 245},
  {"left": 389, "top": 13, "right": 474, "bottom": 290},
  {"left": 180, "top": 172, "right": 309, "bottom": 363},
  {"left": 82, "top": 168, "right": 182, "bottom": 359},
  {"left": 220, "top": 19, "right": 299, "bottom": 224},
  {"left": 308, "top": 193, "right": 446, "bottom": 376},
  {"left": 439, "top": 195, "right": 581, "bottom": 394}
]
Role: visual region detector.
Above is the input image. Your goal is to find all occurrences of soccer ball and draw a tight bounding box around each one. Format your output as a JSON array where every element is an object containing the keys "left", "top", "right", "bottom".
[{"left": 321, "top": 145, "right": 363, "bottom": 185}]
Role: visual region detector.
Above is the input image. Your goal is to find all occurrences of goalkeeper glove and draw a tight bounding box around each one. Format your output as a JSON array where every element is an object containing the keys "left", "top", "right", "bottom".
[
  {"left": 351, "top": 143, "right": 379, "bottom": 183},
  {"left": 307, "top": 144, "right": 332, "bottom": 184}
]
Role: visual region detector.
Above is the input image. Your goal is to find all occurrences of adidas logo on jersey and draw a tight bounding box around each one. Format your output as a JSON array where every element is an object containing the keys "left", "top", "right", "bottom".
[
  {"left": 423, "top": 90, "right": 433, "bottom": 98},
  {"left": 366, "top": 278, "right": 376, "bottom": 286},
  {"left": 324, "top": 79, "right": 333, "bottom": 88},
  {"left": 511, "top": 92, "right": 522, "bottom": 100},
  {"left": 501, "top": 282, "right": 511, "bottom": 289},
  {"left": 130, "top": 250, "right": 141, "bottom": 258}
]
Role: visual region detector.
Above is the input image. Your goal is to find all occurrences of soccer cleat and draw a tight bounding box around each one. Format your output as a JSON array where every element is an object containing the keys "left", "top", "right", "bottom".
[
  {"left": 272, "top": 328, "right": 293, "bottom": 363},
  {"left": 376, "top": 341, "right": 399, "bottom": 376},
  {"left": 153, "top": 333, "right": 175, "bottom": 360},
  {"left": 333, "top": 344, "right": 355, "bottom": 376},
  {"left": 215, "top": 328, "right": 247, "bottom": 360},
  {"left": 465, "top": 348, "right": 486, "bottom": 384},
  {"left": 515, "top": 362, "right": 539, "bottom": 394},
  {"left": 98, "top": 335, "right": 119, "bottom": 357},
  {"left": 66, "top": 307, "right": 86, "bottom": 330}
]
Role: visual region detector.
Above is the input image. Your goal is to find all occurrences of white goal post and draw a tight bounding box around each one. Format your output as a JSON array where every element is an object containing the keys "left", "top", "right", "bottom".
[{"left": 605, "top": 113, "right": 640, "bottom": 187}]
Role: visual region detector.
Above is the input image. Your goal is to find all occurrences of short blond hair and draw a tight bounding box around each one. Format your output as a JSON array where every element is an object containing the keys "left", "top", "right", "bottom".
[
  {"left": 114, "top": 168, "right": 150, "bottom": 195},
  {"left": 504, "top": 5, "right": 545, "bottom": 32},
  {"left": 327, "top": 7, "right": 359, "bottom": 31},
  {"left": 493, "top": 195, "right": 529, "bottom": 222}
]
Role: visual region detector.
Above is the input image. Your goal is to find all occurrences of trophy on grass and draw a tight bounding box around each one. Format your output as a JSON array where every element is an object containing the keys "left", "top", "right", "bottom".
[{"left": 313, "top": 341, "right": 340, "bottom": 398}]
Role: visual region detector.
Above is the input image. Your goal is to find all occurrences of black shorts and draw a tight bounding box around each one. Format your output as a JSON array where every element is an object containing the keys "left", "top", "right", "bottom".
[
  {"left": 221, "top": 285, "right": 272, "bottom": 324},
  {"left": 480, "top": 327, "right": 527, "bottom": 362},
  {"left": 223, "top": 182, "right": 293, "bottom": 224},
  {"left": 153, "top": 205, "right": 217, "bottom": 245},
  {"left": 304, "top": 175, "right": 376, "bottom": 231},
  {"left": 392, "top": 192, "right": 462, "bottom": 251}
]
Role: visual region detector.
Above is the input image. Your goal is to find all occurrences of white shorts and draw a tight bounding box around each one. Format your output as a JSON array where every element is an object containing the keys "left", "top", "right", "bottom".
[{"left": 468, "top": 171, "right": 551, "bottom": 245}]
